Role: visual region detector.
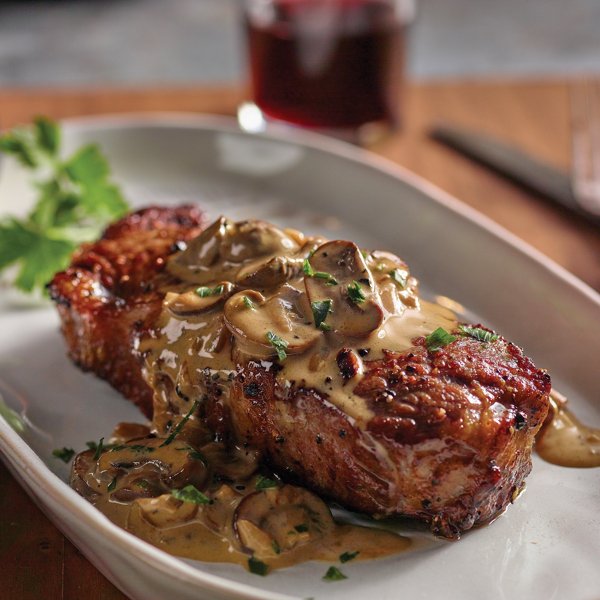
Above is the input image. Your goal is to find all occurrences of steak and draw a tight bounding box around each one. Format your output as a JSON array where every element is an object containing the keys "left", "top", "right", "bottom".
[{"left": 49, "top": 207, "right": 551, "bottom": 538}]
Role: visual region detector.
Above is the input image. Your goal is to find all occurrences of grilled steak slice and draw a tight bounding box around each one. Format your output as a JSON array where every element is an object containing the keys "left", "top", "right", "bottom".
[
  {"left": 48, "top": 206, "right": 205, "bottom": 416},
  {"left": 50, "top": 208, "right": 551, "bottom": 538}
]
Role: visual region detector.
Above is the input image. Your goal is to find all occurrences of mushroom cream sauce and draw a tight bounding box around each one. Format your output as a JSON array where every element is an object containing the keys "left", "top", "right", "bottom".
[{"left": 70, "top": 217, "right": 599, "bottom": 574}]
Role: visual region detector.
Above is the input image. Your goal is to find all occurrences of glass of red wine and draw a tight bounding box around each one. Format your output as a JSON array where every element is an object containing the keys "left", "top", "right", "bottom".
[{"left": 240, "top": 0, "right": 415, "bottom": 142}]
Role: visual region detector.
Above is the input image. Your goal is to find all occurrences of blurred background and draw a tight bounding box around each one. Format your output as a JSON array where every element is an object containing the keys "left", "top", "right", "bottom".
[{"left": 0, "top": 0, "right": 598, "bottom": 87}]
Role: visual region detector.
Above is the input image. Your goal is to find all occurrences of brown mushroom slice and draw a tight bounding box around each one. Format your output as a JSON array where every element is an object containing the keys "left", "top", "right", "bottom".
[
  {"left": 305, "top": 240, "right": 384, "bottom": 337},
  {"left": 366, "top": 250, "right": 418, "bottom": 312},
  {"left": 223, "top": 287, "right": 320, "bottom": 359},
  {"left": 164, "top": 282, "right": 235, "bottom": 316},
  {"left": 97, "top": 437, "right": 209, "bottom": 498},
  {"left": 167, "top": 217, "right": 302, "bottom": 284},
  {"left": 233, "top": 485, "right": 335, "bottom": 558},
  {"left": 200, "top": 442, "right": 261, "bottom": 481},
  {"left": 236, "top": 255, "right": 305, "bottom": 289}
]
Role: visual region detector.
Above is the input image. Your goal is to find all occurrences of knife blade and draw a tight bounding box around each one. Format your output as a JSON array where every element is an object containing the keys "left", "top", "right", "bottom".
[{"left": 430, "top": 122, "right": 600, "bottom": 227}]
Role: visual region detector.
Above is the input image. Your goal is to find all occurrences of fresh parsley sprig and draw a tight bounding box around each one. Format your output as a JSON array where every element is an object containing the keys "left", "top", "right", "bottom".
[
  {"left": 425, "top": 327, "right": 456, "bottom": 352},
  {"left": 0, "top": 116, "right": 129, "bottom": 293}
]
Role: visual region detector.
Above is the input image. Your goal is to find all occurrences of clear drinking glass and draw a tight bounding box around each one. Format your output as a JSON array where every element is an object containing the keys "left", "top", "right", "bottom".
[{"left": 240, "top": 0, "right": 415, "bottom": 141}]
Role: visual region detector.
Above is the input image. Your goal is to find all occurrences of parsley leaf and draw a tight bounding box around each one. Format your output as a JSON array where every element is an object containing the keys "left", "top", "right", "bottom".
[
  {"left": 256, "top": 475, "right": 278, "bottom": 490},
  {"left": 171, "top": 484, "right": 211, "bottom": 505},
  {"left": 458, "top": 325, "right": 499, "bottom": 343},
  {"left": 314, "top": 271, "right": 338, "bottom": 285},
  {"left": 0, "top": 117, "right": 130, "bottom": 294},
  {"left": 389, "top": 269, "right": 408, "bottom": 288},
  {"left": 107, "top": 476, "right": 118, "bottom": 492},
  {"left": 196, "top": 285, "right": 224, "bottom": 298},
  {"left": 248, "top": 556, "right": 269, "bottom": 576},
  {"left": 52, "top": 447, "right": 75, "bottom": 463},
  {"left": 266, "top": 331, "right": 288, "bottom": 361},
  {"left": 425, "top": 327, "right": 457, "bottom": 352},
  {"left": 339, "top": 550, "right": 359, "bottom": 563},
  {"left": 347, "top": 281, "right": 366, "bottom": 304},
  {"left": 323, "top": 566, "right": 347, "bottom": 581},
  {"left": 311, "top": 299, "right": 333, "bottom": 330},
  {"left": 294, "top": 523, "right": 309, "bottom": 533},
  {"left": 160, "top": 399, "right": 200, "bottom": 447},
  {"left": 243, "top": 295, "right": 256, "bottom": 310},
  {"left": 303, "top": 258, "right": 315, "bottom": 277}
]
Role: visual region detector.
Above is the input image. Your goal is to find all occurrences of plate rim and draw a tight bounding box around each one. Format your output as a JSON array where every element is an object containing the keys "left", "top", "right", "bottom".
[{"left": 1, "top": 113, "right": 598, "bottom": 600}]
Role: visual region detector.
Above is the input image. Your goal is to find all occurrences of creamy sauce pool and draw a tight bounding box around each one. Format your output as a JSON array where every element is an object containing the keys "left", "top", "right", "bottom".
[{"left": 69, "top": 216, "right": 598, "bottom": 575}]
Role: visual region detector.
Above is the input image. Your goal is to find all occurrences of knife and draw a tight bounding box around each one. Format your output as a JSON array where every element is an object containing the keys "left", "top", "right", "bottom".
[{"left": 430, "top": 122, "right": 600, "bottom": 227}]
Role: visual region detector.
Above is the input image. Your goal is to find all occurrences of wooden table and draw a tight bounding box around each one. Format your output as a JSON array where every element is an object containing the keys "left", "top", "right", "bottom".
[{"left": 1, "top": 80, "right": 598, "bottom": 600}]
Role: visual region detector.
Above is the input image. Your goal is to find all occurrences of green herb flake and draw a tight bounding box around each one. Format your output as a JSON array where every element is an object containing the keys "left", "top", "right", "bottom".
[
  {"left": 107, "top": 476, "right": 117, "bottom": 492},
  {"left": 272, "top": 540, "right": 281, "bottom": 555},
  {"left": 248, "top": 556, "right": 269, "bottom": 576},
  {"left": 256, "top": 475, "right": 278, "bottom": 490},
  {"left": 425, "top": 327, "right": 457, "bottom": 352},
  {"left": 195, "top": 284, "right": 224, "bottom": 298},
  {"left": 93, "top": 437, "right": 105, "bottom": 461},
  {"left": 242, "top": 295, "right": 256, "bottom": 310},
  {"left": 52, "top": 447, "right": 75, "bottom": 463},
  {"left": 314, "top": 271, "right": 338, "bottom": 286},
  {"left": 458, "top": 325, "right": 499, "bottom": 343},
  {"left": 294, "top": 523, "right": 309, "bottom": 533},
  {"left": 311, "top": 299, "right": 333, "bottom": 330},
  {"left": 303, "top": 258, "right": 315, "bottom": 277},
  {"left": 160, "top": 399, "right": 200, "bottom": 447},
  {"left": 85, "top": 441, "right": 98, "bottom": 451},
  {"left": 171, "top": 484, "right": 211, "bottom": 505},
  {"left": 347, "top": 280, "right": 366, "bottom": 304},
  {"left": 136, "top": 480, "right": 149, "bottom": 489},
  {"left": 389, "top": 269, "right": 408, "bottom": 288},
  {"left": 339, "top": 550, "right": 360, "bottom": 563},
  {"left": 323, "top": 566, "right": 347, "bottom": 582},
  {"left": 188, "top": 449, "right": 208, "bottom": 465},
  {"left": 266, "top": 331, "right": 288, "bottom": 361}
]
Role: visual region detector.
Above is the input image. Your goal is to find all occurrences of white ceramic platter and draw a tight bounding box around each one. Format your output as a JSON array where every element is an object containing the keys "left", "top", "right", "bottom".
[{"left": 0, "top": 115, "right": 599, "bottom": 600}]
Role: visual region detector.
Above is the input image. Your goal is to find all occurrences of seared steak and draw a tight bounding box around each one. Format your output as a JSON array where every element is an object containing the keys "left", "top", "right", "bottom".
[{"left": 49, "top": 207, "right": 551, "bottom": 538}]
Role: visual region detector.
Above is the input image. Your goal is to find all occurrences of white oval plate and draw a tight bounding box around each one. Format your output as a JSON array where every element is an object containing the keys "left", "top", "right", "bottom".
[{"left": 0, "top": 115, "right": 598, "bottom": 600}]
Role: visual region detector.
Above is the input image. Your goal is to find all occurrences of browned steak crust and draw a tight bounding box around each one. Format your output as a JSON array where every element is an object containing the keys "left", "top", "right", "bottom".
[
  {"left": 48, "top": 206, "right": 205, "bottom": 416},
  {"left": 49, "top": 207, "right": 551, "bottom": 538},
  {"left": 231, "top": 336, "right": 550, "bottom": 537}
]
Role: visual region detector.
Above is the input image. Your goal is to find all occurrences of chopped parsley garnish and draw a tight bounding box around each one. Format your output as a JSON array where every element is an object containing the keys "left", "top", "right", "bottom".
[
  {"left": 303, "top": 258, "right": 315, "bottom": 277},
  {"left": 271, "top": 540, "right": 281, "bottom": 555},
  {"left": 266, "top": 331, "right": 288, "bottom": 361},
  {"left": 311, "top": 299, "right": 333, "bottom": 330},
  {"left": 256, "top": 475, "right": 278, "bottom": 490},
  {"left": 160, "top": 399, "right": 200, "bottom": 447},
  {"left": 425, "top": 327, "right": 457, "bottom": 352},
  {"left": 339, "top": 550, "right": 359, "bottom": 563},
  {"left": 93, "top": 437, "right": 105, "bottom": 461},
  {"left": 323, "top": 566, "right": 347, "bottom": 581},
  {"left": 294, "top": 523, "right": 309, "bottom": 533},
  {"left": 52, "top": 447, "right": 75, "bottom": 463},
  {"left": 303, "top": 258, "right": 338, "bottom": 285},
  {"left": 347, "top": 280, "right": 366, "bottom": 304},
  {"left": 171, "top": 484, "right": 211, "bottom": 505},
  {"left": 136, "top": 480, "right": 149, "bottom": 489},
  {"left": 458, "top": 325, "right": 499, "bottom": 343},
  {"left": 85, "top": 441, "right": 98, "bottom": 451},
  {"left": 248, "top": 556, "right": 269, "bottom": 576},
  {"left": 195, "top": 284, "right": 224, "bottom": 298},
  {"left": 188, "top": 449, "right": 208, "bottom": 465},
  {"left": 389, "top": 269, "right": 408, "bottom": 288},
  {"left": 242, "top": 295, "right": 256, "bottom": 310},
  {"left": 314, "top": 271, "right": 338, "bottom": 286},
  {"left": 107, "top": 476, "right": 117, "bottom": 492}
]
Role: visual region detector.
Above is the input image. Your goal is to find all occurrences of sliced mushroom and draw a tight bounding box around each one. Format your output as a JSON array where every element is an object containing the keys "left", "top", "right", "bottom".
[
  {"left": 94, "top": 437, "right": 209, "bottom": 501},
  {"left": 366, "top": 250, "right": 418, "bottom": 312},
  {"left": 236, "top": 255, "right": 304, "bottom": 289},
  {"left": 304, "top": 240, "right": 384, "bottom": 337},
  {"left": 224, "top": 287, "right": 320, "bottom": 359},
  {"left": 199, "top": 442, "right": 261, "bottom": 481},
  {"left": 167, "top": 217, "right": 302, "bottom": 284},
  {"left": 233, "top": 485, "right": 335, "bottom": 558},
  {"left": 164, "top": 282, "right": 235, "bottom": 316}
]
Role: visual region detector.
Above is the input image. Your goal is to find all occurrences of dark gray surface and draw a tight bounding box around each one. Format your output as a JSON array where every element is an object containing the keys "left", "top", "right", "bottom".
[{"left": 0, "top": 0, "right": 598, "bottom": 85}]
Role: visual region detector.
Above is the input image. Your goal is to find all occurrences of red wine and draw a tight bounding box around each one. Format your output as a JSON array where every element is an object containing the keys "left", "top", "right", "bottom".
[{"left": 245, "top": 0, "right": 405, "bottom": 129}]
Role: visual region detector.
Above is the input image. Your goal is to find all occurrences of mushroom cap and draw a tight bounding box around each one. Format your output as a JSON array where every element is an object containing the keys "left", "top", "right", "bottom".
[{"left": 304, "top": 240, "right": 384, "bottom": 337}]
